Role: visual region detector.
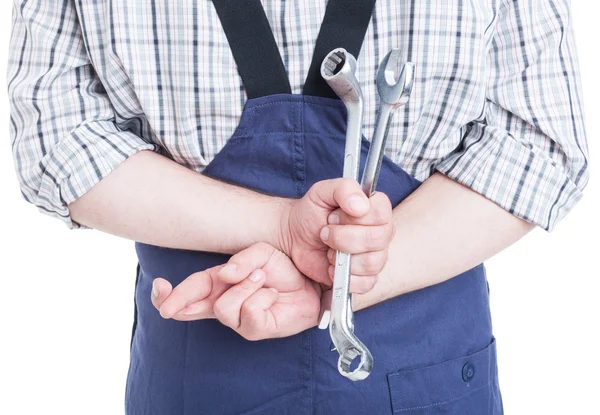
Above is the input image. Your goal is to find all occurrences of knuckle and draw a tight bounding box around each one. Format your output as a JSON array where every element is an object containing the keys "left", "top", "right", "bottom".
[
  {"left": 212, "top": 302, "right": 224, "bottom": 320},
  {"left": 241, "top": 278, "right": 258, "bottom": 291},
  {"left": 240, "top": 312, "right": 263, "bottom": 340},
  {"left": 313, "top": 179, "right": 340, "bottom": 192},
  {"left": 372, "top": 195, "right": 392, "bottom": 221},
  {"left": 366, "top": 227, "right": 386, "bottom": 249},
  {"left": 312, "top": 180, "right": 326, "bottom": 194},
  {"left": 340, "top": 177, "right": 354, "bottom": 187},
  {"left": 327, "top": 249, "right": 335, "bottom": 264},
  {"left": 341, "top": 178, "right": 359, "bottom": 194},
  {"left": 329, "top": 227, "right": 342, "bottom": 247},
  {"left": 353, "top": 276, "right": 377, "bottom": 294},
  {"left": 363, "top": 253, "right": 383, "bottom": 274},
  {"left": 307, "top": 180, "right": 325, "bottom": 202},
  {"left": 371, "top": 203, "right": 387, "bottom": 223},
  {"left": 213, "top": 302, "right": 231, "bottom": 326},
  {"left": 241, "top": 300, "right": 259, "bottom": 317},
  {"left": 376, "top": 192, "right": 393, "bottom": 208},
  {"left": 366, "top": 276, "right": 378, "bottom": 290}
]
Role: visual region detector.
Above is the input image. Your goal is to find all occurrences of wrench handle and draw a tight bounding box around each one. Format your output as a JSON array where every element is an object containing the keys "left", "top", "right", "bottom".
[
  {"left": 331, "top": 251, "right": 354, "bottom": 329},
  {"left": 361, "top": 104, "right": 393, "bottom": 195}
]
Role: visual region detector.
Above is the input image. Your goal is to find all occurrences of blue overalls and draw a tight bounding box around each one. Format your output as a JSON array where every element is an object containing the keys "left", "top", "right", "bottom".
[{"left": 127, "top": 1, "right": 503, "bottom": 414}]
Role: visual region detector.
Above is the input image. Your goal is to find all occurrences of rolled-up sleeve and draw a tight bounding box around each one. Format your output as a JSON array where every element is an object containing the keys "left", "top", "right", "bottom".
[
  {"left": 8, "top": 1, "right": 157, "bottom": 228},
  {"left": 436, "top": 0, "right": 589, "bottom": 231}
]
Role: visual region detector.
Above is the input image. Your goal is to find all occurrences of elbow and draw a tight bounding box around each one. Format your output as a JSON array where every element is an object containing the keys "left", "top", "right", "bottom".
[{"left": 13, "top": 159, "right": 75, "bottom": 227}]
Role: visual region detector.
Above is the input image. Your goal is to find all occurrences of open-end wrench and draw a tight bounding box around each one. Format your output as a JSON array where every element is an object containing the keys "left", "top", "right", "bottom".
[
  {"left": 319, "top": 49, "right": 416, "bottom": 381},
  {"left": 320, "top": 48, "right": 373, "bottom": 381},
  {"left": 362, "top": 49, "right": 415, "bottom": 195}
]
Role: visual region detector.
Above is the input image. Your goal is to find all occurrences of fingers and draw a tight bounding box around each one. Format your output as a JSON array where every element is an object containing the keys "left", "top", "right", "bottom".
[
  {"left": 320, "top": 190, "right": 394, "bottom": 254},
  {"left": 158, "top": 270, "right": 214, "bottom": 319},
  {"left": 327, "top": 192, "right": 392, "bottom": 226},
  {"left": 327, "top": 248, "right": 388, "bottom": 276},
  {"left": 239, "top": 288, "right": 279, "bottom": 341},
  {"left": 321, "top": 222, "right": 395, "bottom": 254},
  {"left": 218, "top": 242, "right": 275, "bottom": 285},
  {"left": 309, "top": 178, "right": 370, "bottom": 218},
  {"left": 166, "top": 300, "right": 217, "bottom": 322},
  {"left": 327, "top": 265, "right": 378, "bottom": 294},
  {"left": 152, "top": 277, "right": 213, "bottom": 321},
  {"left": 213, "top": 269, "right": 267, "bottom": 329}
]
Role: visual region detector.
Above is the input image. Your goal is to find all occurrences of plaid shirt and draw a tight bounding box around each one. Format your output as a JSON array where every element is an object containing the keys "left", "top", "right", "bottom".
[{"left": 8, "top": 1, "right": 588, "bottom": 230}]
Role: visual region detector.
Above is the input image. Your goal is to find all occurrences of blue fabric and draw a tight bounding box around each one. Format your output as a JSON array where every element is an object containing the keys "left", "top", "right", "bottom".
[{"left": 127, "top": 94, "right": 503, "bottom": 414}]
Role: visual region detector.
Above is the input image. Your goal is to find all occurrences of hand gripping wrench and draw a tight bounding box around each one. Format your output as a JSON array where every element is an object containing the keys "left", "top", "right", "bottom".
[{"left": 320, "top": 48, "right": 416, "bottom": 381}]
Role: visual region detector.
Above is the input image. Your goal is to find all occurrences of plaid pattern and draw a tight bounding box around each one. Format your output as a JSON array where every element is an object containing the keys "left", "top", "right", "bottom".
[{"left": 8, "top": 0, "right": 588, "bottom": 230}]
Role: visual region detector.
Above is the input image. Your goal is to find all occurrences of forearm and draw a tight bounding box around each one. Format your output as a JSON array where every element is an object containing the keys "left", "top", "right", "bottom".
[
  {"left": 69, "top": 151, "right": 290, "bottom": 254},
  {"left": 353, "top": 173, "right": 535, "bottom": 310}
]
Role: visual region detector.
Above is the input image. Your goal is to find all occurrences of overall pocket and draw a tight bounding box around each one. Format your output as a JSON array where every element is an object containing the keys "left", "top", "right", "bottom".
[{"left": 387, "top": 339, "right": 500, "bottom": 414}]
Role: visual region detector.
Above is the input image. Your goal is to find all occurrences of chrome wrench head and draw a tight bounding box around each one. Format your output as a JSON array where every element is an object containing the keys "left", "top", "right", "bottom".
[
  {"left": 321, "top": 48, "right": 364, "bottom": 181},
  {"left": 321, "top": 48, "right": 374, "bottom": 381},
  {"left": 376, "top": 49, "right": 416, "bottom": 110},
  {"left": 361, "top": 50, "right": 416, "bottom": 195},
  {"left": 321, "top": 48, "right": 363, "bottom": 108}
]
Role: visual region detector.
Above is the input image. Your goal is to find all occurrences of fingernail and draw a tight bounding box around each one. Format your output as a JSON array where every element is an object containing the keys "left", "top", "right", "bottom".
[
  {"left": 348, "top": 195, "right": 368, "bottom": 213},
  {"left": 221, "top": 263, "right": 237, "bottom": 275},
  {"left": 152, "top": 281, "right": 159, "bottom": 298},
  {"left": 249, "top": 270, "right": 264, "bottom": 282},
  {"left": 328, "top": 213, "right": 340, "bottom": 225},
  {"left": 269, "top": 288, "right": 279, "bottom": 294},
  {"left": 320, "top": 227, "right": 330, "bottom": 241}
]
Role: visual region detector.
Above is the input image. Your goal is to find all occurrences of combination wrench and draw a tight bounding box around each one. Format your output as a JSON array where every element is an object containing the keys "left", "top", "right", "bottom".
[
  {"left": 321, "top": 48, "right": 371, "bottom": 381},
  {"left": 362, "top": 49, "right": 415, "bottom": 195},
  {"left": 320, "top": 48, "right": 416, "bottom": 381}
]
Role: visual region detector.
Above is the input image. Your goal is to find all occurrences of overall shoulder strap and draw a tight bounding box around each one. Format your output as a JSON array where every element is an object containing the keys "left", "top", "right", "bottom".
[
  {"left": 212, "top": 0, "right": 292, "bottom": 99},
  {"left": 303, "top": 0, "right": 376, "bottom": 98},
  {"left": 212, "top": 0, "right": 376, "bottom": 99}
]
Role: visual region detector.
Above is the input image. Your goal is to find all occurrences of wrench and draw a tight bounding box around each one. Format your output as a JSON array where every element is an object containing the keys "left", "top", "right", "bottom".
[
  {"left": 319, "top": 49, "right": 416, "bottom": 381},
  {"left": 362, "top": 49, "right": 415, "bottom": 195},
  {"left": 320, "top": 48, "right": 372, "bottom": 381}
]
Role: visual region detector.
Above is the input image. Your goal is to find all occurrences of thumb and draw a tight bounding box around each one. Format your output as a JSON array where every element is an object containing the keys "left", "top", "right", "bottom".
[
  {"left": 217, "top": 242, "right": 275, "bottom": 285},
  {"left": 151, "top": 278, "right": 173, "bottom": 311},
  {"left": 310, "top": 178, "right": 370, "bottom": 218}
]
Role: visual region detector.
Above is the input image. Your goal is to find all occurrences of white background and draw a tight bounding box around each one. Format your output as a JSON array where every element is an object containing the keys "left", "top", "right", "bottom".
[{"left": 0, "top": 2, "right": 598, "bottom": 415}]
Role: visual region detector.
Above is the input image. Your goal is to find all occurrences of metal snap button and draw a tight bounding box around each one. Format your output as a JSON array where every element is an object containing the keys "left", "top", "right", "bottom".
[{"left": 462, "top": 362, "right": 476, "bottom": 383}]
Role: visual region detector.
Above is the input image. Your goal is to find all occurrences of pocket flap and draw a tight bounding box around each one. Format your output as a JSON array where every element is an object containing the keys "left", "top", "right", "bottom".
[{"left": 387, "top": 339, "right": 496, "bottom": 412}]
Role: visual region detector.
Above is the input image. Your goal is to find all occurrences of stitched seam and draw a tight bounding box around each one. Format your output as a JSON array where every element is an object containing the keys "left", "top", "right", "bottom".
[
  {"left": 245, "top": 100, "right": 309, "bottom": 110},
  {"left": 293, "top": 106, "right": 300, "bottom": 198},
  {"left": 393, "top": 381, "right": 491, "bottom": 413},
  {"left": 303, "top": 101, "right": 345, "bottom": 110},
  {"left": 245, "top": 99, "right": 344, "bottom": 111},
  {"left": 228, "top": 132, "right": 346, "bottom": 138},
  {"left": 297, "top": 101, "right": 306, "bottom": 197}
]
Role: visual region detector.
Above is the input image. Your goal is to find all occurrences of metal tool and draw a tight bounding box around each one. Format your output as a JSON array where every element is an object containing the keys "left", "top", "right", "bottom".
[
  {"left": 321, "top": 48, "right": 372, "bottom": 381},
  {"left": 361, "top": 49, "right": 415, "bottom": 195},
  {"left": 319, "top": 48, "right": 416, "bottom": 381}
]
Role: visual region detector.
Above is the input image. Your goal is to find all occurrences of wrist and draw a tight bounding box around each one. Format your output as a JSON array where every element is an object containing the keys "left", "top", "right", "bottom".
[{"left": 270, "top": 197, "right": 294, "bottom": 255}]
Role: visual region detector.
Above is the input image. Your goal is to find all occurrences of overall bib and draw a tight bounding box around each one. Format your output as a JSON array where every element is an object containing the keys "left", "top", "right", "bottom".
[{"left": 127, "top": 1, "right": 503, "bottom": 414}]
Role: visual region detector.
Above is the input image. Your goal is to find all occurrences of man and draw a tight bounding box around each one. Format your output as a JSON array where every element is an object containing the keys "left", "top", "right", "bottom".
[{"left": 8, "top": 1, "right": 587, "bottom": 414}]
